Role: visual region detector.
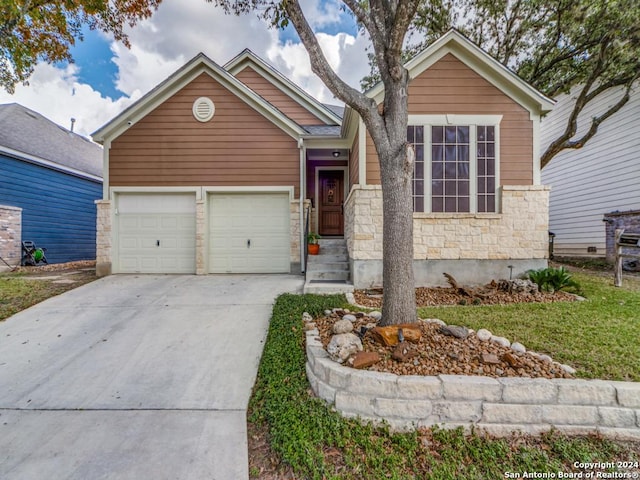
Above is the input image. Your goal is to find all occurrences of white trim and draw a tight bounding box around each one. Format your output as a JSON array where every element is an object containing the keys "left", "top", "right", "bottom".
[
  {"left": 531, "top": 113, "right": 542, "bottom": 185},
  {"left": 0, "top": 145, "right": 102, "bottom": 183},
  {"left": 102, "top": 140, "right": 110, "bottom": 199},
  {"left": 408, "top": 114, "right": 503, "bottom": 126},
  {"left": 358, "top": 118, "right": 367, "bottom": 185},
  {"left": 314, "top": 167, "right": 348, "bottom": 234},
  {"left": 110, "top": 186, "right": 202, "bottom": 200},
  {"left": 202, "top": 185, "right": 295, "bottom": 202},
  {"left": 299, "top": 139, "right": 306, "bottom": 273}
]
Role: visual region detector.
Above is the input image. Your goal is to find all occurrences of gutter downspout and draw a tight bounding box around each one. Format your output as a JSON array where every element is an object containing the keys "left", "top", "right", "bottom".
[{"left": 298, "top": 137, "right": 306, "bottom": 274}]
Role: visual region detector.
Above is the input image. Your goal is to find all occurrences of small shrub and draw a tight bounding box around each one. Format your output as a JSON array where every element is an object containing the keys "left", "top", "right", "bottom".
[{"left": 527, "top": 266, "right": 580, "bottom": 293}]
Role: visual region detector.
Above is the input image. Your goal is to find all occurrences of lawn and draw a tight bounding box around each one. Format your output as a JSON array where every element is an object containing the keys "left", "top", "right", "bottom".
[
  {"left": 248, "top": 280, "right": 640, "bottom": 479},
  {"left": 0, "top": 268, "right": 96, "bottom": 321},
  {"left": 419, "top": 272, "right": 640, "bottom": 381}
]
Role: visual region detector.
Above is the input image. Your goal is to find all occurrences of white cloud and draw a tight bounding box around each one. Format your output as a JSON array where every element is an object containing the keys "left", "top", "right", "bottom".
[{"left": 0, "top": 0, "right": 372, "bottom": 137}]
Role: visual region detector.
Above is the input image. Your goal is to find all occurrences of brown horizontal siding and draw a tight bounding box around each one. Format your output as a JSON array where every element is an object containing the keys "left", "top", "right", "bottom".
[
  {"left": 407, "top": 54, "right": 533, "bottom": 186},
  {"left": 349, "top": 129, "right": 359, "bottom": 187},
  {"left": 109, "top": 73, "right": 301, "bottom": 196},
  {"left": 235, "top": 67, "right": 326, "bottom": 126},
  {"left": 366, "top": 132, "right": 380, "bottom": 185}
]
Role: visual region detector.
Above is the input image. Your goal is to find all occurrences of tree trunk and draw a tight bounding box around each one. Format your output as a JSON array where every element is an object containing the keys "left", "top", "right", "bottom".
[{"left": 378, "top": 142, "right": 418, "bottom": 326}]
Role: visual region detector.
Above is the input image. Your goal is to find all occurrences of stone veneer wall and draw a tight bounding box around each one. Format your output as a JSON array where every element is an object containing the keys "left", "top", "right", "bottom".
[
  {"left": 344, "top": 185, "right": 550, "bottom": 287},
  {"left": 305, "top": 330, "right": 640, "bottom": 439},
  {"left": 0, "top": 205, "right": 22, "bottom": 270},
  {"left": 604, "top": 210, "right": 640, "bottom": 263},
  {"left": 95, "top": 197, "right": 306, "bottom": 277},
  {"left": 95, "top": 200, "right": 112, "bottom": 277}
]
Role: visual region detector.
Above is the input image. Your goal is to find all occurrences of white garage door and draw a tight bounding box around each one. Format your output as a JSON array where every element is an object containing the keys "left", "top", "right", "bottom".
[
  {"left": 116, "top": 193, "right": 196, "bottom": 273},
  {"left": 209, "top": 193, "right": 290, "bottom": 273}
]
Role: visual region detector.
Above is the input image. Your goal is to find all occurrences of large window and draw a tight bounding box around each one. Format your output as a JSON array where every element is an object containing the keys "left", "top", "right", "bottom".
[{"left": 409, "top": 118, "right": 499, "bottom": 213}]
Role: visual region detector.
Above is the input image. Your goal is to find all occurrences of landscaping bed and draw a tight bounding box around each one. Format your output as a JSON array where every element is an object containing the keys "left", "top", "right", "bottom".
[{"left": 313, "top": 311, "right": 574, "bottom": 379}]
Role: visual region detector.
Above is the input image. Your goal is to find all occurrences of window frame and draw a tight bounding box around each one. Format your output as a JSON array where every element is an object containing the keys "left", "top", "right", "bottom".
[{"left": 409, "top": 114, "right": 502, "bottom": 214}]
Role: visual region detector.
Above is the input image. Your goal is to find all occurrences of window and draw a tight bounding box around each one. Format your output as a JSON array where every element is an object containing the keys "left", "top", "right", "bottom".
[{"left": 409, "top": 117, "right": 499, "bottom": 213}]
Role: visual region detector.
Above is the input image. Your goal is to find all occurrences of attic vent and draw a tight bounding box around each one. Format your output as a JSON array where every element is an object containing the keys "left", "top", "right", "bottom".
[{"left": 192, "top": 97, "right": 215, "bottom": 122}]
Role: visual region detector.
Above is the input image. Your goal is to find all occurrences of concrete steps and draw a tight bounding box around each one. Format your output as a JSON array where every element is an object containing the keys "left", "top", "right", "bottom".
[{"left": 303, "top": 238, "right": 354, "bottom": 294}]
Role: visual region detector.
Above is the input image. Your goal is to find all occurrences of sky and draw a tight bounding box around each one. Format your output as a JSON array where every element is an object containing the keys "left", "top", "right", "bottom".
[{"left": 0, "top": 0, "right": 371, "bottom": 138}]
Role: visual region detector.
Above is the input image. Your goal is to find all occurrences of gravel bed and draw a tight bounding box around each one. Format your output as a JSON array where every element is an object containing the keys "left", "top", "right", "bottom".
[{"left": 314, "top": 312, "right": 574, "bottom": 379}]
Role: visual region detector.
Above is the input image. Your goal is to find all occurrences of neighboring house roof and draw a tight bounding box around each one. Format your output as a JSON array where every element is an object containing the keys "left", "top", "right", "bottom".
[
  {"left": 225, "top": 49, "right": 343, "bottom": 126},
  {"left": 92, "top": 52, "right": 309, "bottom": 143},
  {"left": 0, "top": 103, "right": 102, "bottom": 180},
  {"left": 365, "top": 29, "right": 555, "bottom": 116}
]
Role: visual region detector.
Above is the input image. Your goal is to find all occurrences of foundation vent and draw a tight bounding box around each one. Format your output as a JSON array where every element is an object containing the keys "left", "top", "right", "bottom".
[{"left": 192, "top": 97, "right": 215, "bottom": 122}]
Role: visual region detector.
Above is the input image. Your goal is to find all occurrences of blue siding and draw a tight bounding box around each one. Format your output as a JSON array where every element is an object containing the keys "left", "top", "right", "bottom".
[{"left": 0, "top": 154, "right": 102, "bottom": 263}]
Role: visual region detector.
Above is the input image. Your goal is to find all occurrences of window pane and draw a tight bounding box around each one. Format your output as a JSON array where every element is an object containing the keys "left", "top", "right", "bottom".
[
  {"left": 432, "top": 162, "right": 443, "bottom": 179},
  {"left": 487, "top": 159, "right": 495, "bottom": 175},
  {"left": 432, "top": 126, "right": 443, "bottom": 143},
  {"left": 432, "top": 180, "right": 443, "bottom": 195},
  {"left": 478, "top": 143, "right": 486, "bottom": 157},
  {"left": 486, "top": 194, "right": 495, "bottom": 212},
  {"left": 457, "top": 126, "right": 469, "bottom": 143},
  {"left": 458, "top": 197, "right": 470, "bottom": 213},
  {"left": 487, "top": 126, "right": 495, "bottom": 141},
  {"left": 487, "top": 177, "right": 495, "bottom": 192},
  {"left": 458, "top": 162, "right": 469, "bottom": 179},
  {"left": 415, "top": 145, "right": 424, "bottom": 162},
  {"left": 487, "top": 143, "right": 495, "bottom": 157},
  {"left": 459, "top": 145, "right": 469, "bottom": 162},
  {"left": 477, "top": 126, "right": 486, "bottom": 141},
  {"left": 445, "top": 163, "right": 457, "bottom": 179},
  {"left": 478, "top": 159, "right": 486, "bottom": 176},
  {"left": 432, "top": 144, "right": 443, "bottom": 163},
  {"left": 445, "top": 197, "right": 457, "bottom": 212},
  {"left": 415, "top": 161, "right": 424, "bottom": 178},
  {"left": 407, "top": 126, "right": 414, "bottom": 143},
  {"left": 478, "top": 201, "right": 486, "bottom": 213},
  {"left": 415, "top": 126, "right": 424, "bottom": 143},
  {"left": 414, "top": 179, "right": 424, "bottom": 195},
  {"left": 445, "top": 180, "right": 457, "bottom": 195},
  {"left": 459, "top": 180, "right": 469, "bottom": 196},
  {"left": 445, "top": 145, "right": 457, "bottom": 162},
  {"left": 432, "top": 197, "right": 443, "bottom": 212},
  {"left": 414, "top": 196, "right": 424, "bottom": 212},
  {"left": 445, "top": 126, "right": 457, "bottom": 142},
  {"left": 478, "top": 178, "right": 486, "bottom": 194}
]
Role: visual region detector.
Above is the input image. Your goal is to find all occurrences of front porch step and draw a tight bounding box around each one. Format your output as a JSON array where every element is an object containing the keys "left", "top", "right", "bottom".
[
  {"left": 304, "top": 237, "right": 352, "bottom": 292},
  {"left": 303, "top": 280, "right": 354, "bottom": 294},
  {"left": 305, "top": 269, "right": 350, "bottom": 281}
]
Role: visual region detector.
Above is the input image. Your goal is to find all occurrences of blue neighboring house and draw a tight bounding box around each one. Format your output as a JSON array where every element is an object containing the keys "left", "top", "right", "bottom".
[{"left": 0, "top": 103, "right": 103, "bottom": 264}]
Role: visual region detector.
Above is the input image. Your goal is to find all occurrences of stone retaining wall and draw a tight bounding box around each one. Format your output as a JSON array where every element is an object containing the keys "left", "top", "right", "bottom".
[{"left": 305, "top": 330, "right": 640, "bottom": 440}]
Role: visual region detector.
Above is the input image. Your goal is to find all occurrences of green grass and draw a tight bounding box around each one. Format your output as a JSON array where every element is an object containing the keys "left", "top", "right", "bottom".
[
  {"left": 249, "top": 291, "right": 640, "bottom": 479},
  {"left": 419, "top": 273, "right": 640, "bottom": 381}
]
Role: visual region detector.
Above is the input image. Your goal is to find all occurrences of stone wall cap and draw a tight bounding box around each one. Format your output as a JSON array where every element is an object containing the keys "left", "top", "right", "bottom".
[
  {"left": 0, "top": 204, "right": 23, "bottom": 211},
  {"left": 501, "top": 185, "right": 551, "bottom": 191}
]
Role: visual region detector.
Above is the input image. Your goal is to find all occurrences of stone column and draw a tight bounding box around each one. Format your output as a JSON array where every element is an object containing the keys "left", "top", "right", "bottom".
[
  {"left": 0, "top": 205, "right": 22, "bottom": 270},
  {"left": 95, "top": 200, "right": 112, "bottom": 277}
]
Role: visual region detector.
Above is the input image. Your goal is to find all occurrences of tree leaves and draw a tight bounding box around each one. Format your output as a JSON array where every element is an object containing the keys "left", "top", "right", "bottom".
[{"left": 0, "top": 0, "right": 162, "bottom": 93}]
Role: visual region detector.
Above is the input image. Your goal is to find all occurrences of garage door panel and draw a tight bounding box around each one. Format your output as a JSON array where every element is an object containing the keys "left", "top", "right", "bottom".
[
  {"left": 116, "top": 194, "right": 196, "bottom": 274},
  {"left": 209, "top": 193, "right": 290, "bottom": 273}
]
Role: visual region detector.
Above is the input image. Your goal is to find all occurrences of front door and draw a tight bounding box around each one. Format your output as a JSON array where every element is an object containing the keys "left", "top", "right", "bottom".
[{"left": 319, "top": 171, "right": 344, "bottom": 236}]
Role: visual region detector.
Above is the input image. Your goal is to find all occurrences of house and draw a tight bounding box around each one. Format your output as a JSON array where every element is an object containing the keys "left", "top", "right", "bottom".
[
  {"left": 92, "top": 30, "right": 554, "bottom": 289},
  {"left": 541, "top": 86, "right": 640, "bottom": 260},
  {"left": 0, "top": 104, "right": 103, "bottom": 268}
]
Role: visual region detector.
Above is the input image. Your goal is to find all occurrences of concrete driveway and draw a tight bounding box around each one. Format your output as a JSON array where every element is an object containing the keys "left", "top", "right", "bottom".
[{"left": 0, "top": 274, "right": 303, "bottom": 480}]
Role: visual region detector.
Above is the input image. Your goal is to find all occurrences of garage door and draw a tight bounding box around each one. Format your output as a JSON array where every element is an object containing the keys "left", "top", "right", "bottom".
[
  {"left": 116, "top": 193, "right": 196, "bottom": 273},
  {"left": 209, "top": 193, "right": 290, "bottom": 273}
]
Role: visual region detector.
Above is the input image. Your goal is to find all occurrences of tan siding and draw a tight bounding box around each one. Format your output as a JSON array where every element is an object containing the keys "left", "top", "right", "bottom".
[
  {"left": 409, "top": 54, "right": 533, "bottom": 185},
  {"left": 109, "top": 73, "right": 301, "bottom": 196},
  {"left": 349, "top": 128, "right": 359, "bottom": 187},
  {"left": 366, "top": 132, "right": 380, "bottom": 185},
  {"left": 235, "top": 67, "right": 326, "bottom": 126},
  {"left": 365, "top": 53, "right": 533, "bottom": 185}
]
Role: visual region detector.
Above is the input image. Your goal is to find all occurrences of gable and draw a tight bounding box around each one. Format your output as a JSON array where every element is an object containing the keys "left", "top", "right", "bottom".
[
  {"left": 235, "top": 66, "right": 327, "bottom": 126},
  {"left": 108, "top": 73, "right": 300, "bottom": 192}
]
